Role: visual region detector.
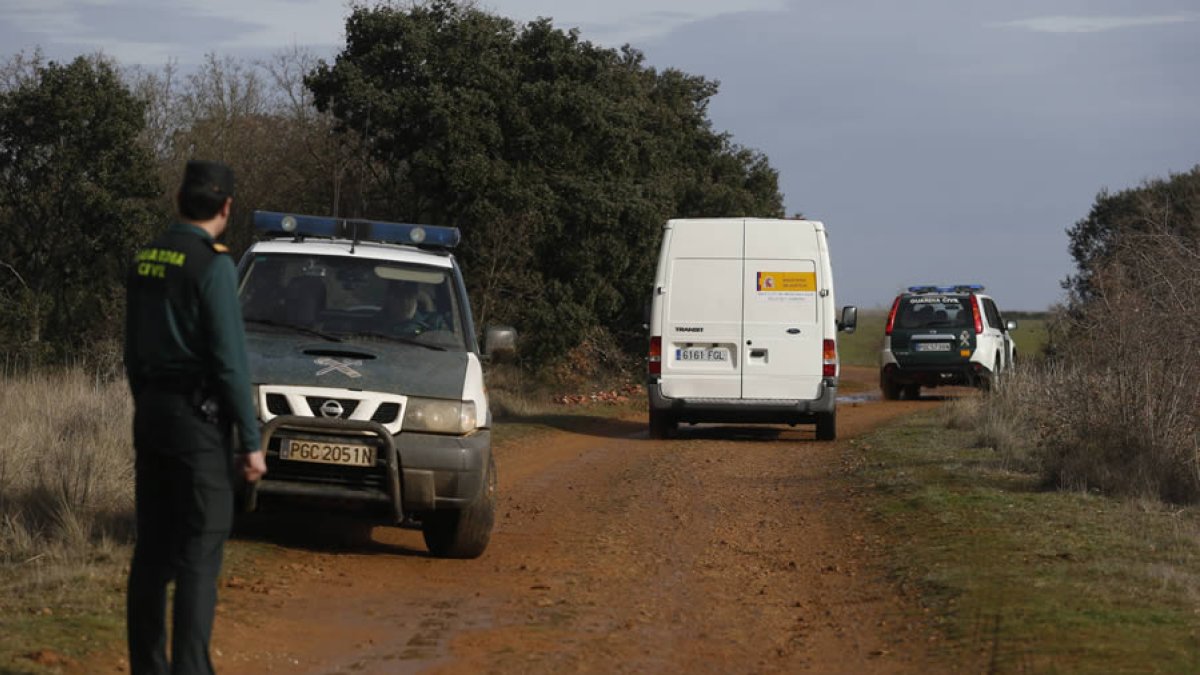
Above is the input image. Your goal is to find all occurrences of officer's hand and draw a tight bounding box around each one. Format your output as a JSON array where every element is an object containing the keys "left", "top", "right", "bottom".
[{"left": 238, "top": 450, "right": 268, "bottom": 483}]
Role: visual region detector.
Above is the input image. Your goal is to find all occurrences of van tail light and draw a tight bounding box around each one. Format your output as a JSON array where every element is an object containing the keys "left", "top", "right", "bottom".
[
  {"left": 885, "top": 297, "right": 901, "bottom": 335},
  {"left": 648, "top": 336, "right": 662, "bottom": 375},
  {"left": 823, "top": 339, "right": 837, "bottom": 377},
  {"left": 969, "top": 294, "right": 983, "bottom": 334}
]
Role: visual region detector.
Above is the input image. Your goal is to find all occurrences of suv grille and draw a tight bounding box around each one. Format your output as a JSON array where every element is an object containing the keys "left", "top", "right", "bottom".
[
  {"left": 266, "top": 393, "right": 290, "bottom": 415},
  {"left": 371, "top": 402, "right": 401, "bottom": 424},
  {"left": 305, "top": 397, "right": 360, "bottom": 418}
]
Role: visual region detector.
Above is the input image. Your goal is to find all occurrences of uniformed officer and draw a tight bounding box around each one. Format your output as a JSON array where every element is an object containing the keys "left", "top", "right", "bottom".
[{"left": 124, "top": 160, "right": 267, "bottom": 675}]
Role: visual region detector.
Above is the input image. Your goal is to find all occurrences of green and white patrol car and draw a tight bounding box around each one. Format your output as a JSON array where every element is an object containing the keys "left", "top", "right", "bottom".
[
  {"left": 879, "top": 285, "right": 1017, "bottom": 399},
  {"left": 236, "top": 211, "right": 514, "bottom": 558}
]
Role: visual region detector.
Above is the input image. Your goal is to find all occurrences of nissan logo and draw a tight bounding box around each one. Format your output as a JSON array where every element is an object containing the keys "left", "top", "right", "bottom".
[{"left": 319, "top": 399, "right": 344, "bottom": 418}]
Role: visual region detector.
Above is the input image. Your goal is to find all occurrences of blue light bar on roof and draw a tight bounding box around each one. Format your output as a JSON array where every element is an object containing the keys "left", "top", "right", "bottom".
[
  {"left": 907, "top": 284, "right": 986, "bottom": 294},
  {"left": 252, "top": 211, "right": 461, "bottom": 249}
]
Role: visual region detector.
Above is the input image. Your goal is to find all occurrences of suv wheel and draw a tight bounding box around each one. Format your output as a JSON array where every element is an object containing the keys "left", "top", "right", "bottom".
[
  {"left": 422, "top": 455, "right": 496, "bottom": 559},
  {"left": 903, "top": 384, "right": 921, "bottom": 400},
  {"left": 880, "top": 371, "right": 901, "bottom": 401}
]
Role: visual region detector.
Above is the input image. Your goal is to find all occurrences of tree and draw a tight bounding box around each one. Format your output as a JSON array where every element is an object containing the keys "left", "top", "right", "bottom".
[
  {"left": 307, "top": 0, "right": 783, "bottom": 362},
  {"left": 1065, "top": 165, "right": 1200, "bottom": 305},
  {"left": 131, "top": 50, "right": 376, "bottom": 259},
  {"left": 0, "top": 53, "right": 161, "bottom": 361}
]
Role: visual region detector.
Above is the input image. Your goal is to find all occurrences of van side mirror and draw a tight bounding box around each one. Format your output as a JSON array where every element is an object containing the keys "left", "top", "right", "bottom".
[
  {"left": 839, "top": 306, "right": 858, "bottom": 334},
  {"left": 483, "top": 325, "right": 517, "bottom": 361},
  {"left": 1006, "top": 319, "right": 1018, "bottom": 331}
]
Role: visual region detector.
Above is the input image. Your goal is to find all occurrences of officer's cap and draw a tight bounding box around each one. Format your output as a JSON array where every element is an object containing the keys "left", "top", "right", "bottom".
[{"left": 180, "top": 160, "right": 235, "bottom": 199}]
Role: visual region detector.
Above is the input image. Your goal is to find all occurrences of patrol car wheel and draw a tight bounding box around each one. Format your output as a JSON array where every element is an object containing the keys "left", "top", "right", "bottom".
[
  {"left": 880, "top": 371, "right": 901, "bottom": 401},
  {"left": 649, "top": 409, "right": 677, "bottom": 439},
  {"left": 422, "top": 454, "right": 496, "bottom": 559}
]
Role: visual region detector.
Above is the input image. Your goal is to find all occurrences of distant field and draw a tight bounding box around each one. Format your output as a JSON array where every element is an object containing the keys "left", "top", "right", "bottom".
[
  {"left": 838, "top": 311, "right": 1051, "bottom": 369},
  {"left": 838, "top": 311, "right": 887, "bottom": 368}
]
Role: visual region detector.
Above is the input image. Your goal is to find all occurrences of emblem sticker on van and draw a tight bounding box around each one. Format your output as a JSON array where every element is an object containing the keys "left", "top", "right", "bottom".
[{"left": 757, "top": 271, "right": 816, "bottom": 293}]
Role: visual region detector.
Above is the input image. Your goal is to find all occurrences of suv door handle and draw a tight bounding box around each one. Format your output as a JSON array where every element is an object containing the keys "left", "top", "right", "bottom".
[{"left": 786, "top": 328, "right": 801, "bottom": 335}]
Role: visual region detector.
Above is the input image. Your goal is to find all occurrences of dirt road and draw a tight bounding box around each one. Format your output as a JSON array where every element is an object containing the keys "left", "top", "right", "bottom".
[{"left": 96, "top": 369, "right": 955, "bottom": 674}]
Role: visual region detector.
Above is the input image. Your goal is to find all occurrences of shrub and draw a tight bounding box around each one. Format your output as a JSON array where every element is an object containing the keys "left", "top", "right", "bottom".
[{"left": 978, "top": 229, "right": 1200, "bottom": 502}]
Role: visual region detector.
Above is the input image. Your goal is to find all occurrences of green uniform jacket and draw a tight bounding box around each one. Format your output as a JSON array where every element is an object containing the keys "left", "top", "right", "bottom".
[{"left": 124, "top": 222, "right": 261, "bottom": 453}]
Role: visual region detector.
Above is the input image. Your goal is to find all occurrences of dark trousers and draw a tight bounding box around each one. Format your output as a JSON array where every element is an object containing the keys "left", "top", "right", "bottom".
[{"left": 128, "top": 392, "right": 233, "bottom": 675}]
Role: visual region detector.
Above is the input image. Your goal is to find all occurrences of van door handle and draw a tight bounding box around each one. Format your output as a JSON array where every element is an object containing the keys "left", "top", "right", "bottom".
[{"left": 786, "top": 328, "right": 801, "bottom": 335}]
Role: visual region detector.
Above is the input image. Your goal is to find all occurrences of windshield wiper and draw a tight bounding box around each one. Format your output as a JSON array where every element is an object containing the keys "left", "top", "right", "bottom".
[
  {"left": 347, "top": 331, "right": 448, "bottom": 351},
  {"left": 244, "top": 318, "right": 343, "bottom": 342}
]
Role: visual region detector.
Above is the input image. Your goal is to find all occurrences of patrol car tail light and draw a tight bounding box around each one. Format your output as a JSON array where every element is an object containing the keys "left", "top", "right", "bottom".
[
  {"left": 969, "top": 294, "right": 983, "bottom": 334},
  {"left": 648, "top": 336, "right": 662, "bottom": 376},
  {"left": 823, "top": 339, "right": 837, "bottom": 377},
  {"left": 885, "top": 297, "right": 901, "bottom": 335}
]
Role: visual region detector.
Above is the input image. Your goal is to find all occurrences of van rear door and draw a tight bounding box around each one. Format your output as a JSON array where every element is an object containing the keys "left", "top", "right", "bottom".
[
  {"left": 659, "top": 220, "right": 743, "bottom": 400},
  {"left": 741, "top": 220, "right": 823, "bottom": 400}
]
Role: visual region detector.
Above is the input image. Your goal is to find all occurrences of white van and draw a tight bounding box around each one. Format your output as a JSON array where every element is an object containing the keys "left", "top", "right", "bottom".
[{"left": 646, "top": 218, "right": 857, "bottom": 440}]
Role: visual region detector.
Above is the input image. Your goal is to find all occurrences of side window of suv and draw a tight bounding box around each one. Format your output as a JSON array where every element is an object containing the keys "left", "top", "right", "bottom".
[{"left": 983, "top": 298, "right": 1003, "bottom": 330}]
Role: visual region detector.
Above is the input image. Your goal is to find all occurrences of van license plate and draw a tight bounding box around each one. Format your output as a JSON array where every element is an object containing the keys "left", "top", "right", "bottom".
[
  {"left": 914, "top": 342, "right": 952, "bottom": 352},
  {"left": 280, "top": 439, "right": 375, "bottom": 467},
  {"left": 676, "top": 347, "right": 729, "bottom": 362}
]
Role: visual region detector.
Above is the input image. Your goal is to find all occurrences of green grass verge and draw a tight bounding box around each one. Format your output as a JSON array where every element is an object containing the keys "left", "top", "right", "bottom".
[
  {"left": 0, "top": 539, "right": 277, "bottom": 673},
  {"left": 854, "top": 413, "right": 1200, "bottom": 673},
  {"left": 0, "top": 564, "right": 126, "bottom": 673}
]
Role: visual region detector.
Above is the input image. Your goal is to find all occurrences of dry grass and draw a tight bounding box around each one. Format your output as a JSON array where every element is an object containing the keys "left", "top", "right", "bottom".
[
  {"left": 971, "top": 229, "right": 1200, "bottom": 503},
  {"left": 0, "top": 368, "right": 134, "bottom": 571},
  {"left": 0, "top": 368, "right": 134, "bottom": 669}
]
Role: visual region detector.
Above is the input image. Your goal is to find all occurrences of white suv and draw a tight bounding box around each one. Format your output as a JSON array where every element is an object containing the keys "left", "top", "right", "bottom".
[
  {"left": 879, "top": 285, "right": 1016, "bottom": 399},
  {"left": 236, "top": 211, "right": 515, "bottom": 558}
]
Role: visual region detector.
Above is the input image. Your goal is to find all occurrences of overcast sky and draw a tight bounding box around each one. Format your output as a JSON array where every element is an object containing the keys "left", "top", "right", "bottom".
[{"left": 3, "top": 0, "right": 1198, "bottom": 310}]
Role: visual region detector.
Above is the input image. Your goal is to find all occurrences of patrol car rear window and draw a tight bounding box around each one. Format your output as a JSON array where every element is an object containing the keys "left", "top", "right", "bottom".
[{"left": 896, "top": 296, "right": 970, "bottom": 329}]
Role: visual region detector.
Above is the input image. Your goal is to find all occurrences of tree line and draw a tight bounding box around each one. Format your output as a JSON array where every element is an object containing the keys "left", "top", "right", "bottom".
[{"left": 0, "top": 0, "right": 783, "bottom": 372}]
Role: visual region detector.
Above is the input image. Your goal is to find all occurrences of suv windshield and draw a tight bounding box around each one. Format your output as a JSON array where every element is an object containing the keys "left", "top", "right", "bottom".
[
  {"left": 238, "top": 253, "right": 467, "bottom": 351},
  {"left": 896, "top": 296, "right": 970, "bottom": 330}
]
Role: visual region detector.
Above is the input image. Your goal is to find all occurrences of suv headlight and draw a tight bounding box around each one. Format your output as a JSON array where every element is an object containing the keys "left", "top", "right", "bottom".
[{"left": 403, "top": 398, "right": 477, "bottom": 435}]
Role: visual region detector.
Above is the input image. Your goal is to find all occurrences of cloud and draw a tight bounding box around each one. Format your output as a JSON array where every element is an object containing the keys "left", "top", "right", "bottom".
[
  {"left": 0, "top": 0, "right": 345, "bottom": 66},
  {"left": 994, "top": 13, "right": 1200, "bottom": 34},
  {"left": 481, "top": 0, "right": 787, "bottom": 46}
]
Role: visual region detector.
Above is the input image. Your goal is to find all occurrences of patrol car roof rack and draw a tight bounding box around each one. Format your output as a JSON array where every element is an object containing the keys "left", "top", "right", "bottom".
[
  {"left": 907, "top": 284, "right": 985, "bottom": 294},
  {"left": 252, "top": 211, "right": 461, "bottom": 250}
]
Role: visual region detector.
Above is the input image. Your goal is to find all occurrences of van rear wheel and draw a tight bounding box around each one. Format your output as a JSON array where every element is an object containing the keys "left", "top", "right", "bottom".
[
  {"left": 816, "top": 411, "right": 836, "bottom": 441},
  {"left": 649, "top": 409, "right": 676, "bottom": 439}
]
